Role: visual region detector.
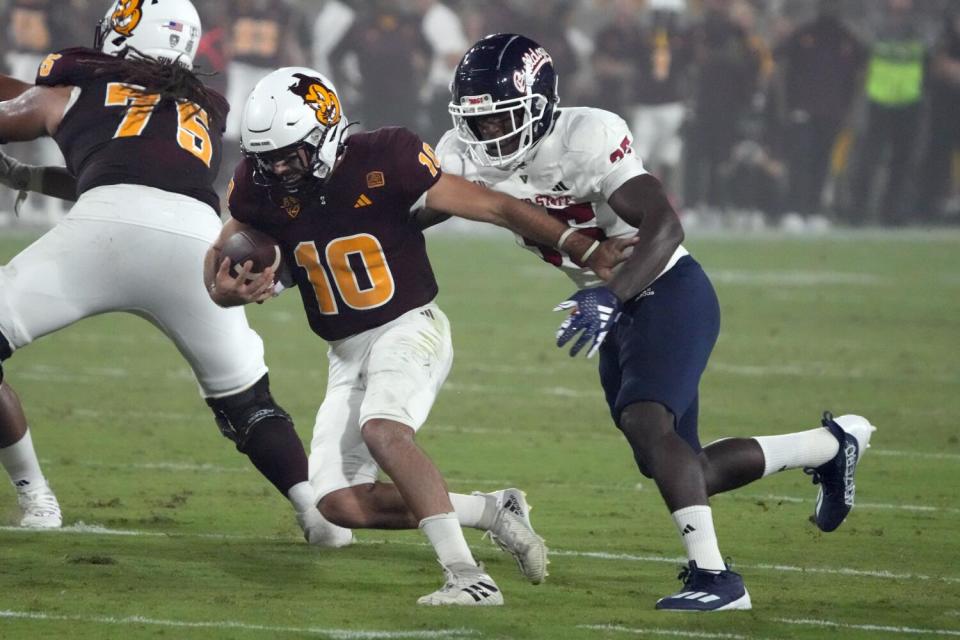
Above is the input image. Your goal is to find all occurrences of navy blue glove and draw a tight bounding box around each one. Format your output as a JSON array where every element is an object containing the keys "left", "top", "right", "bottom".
[{"left": 554, "top": 286, "right": 622, "bottom": 358}]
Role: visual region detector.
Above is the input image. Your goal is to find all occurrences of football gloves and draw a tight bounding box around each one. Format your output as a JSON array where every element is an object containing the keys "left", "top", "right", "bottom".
[{"left": 554, "top": 286, "right": 622, "bottom": 358}]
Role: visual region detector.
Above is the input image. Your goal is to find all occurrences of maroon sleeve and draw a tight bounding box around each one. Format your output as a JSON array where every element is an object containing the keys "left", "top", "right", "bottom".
[
  {"left": 382, "top": 127, "right": 442, "bottom": 210},
  {"left": 227, "top": 158, "right": 268, "bottom": 225},
  {"left": 35, "top": 47, "right": 108, "bottom": 86}
]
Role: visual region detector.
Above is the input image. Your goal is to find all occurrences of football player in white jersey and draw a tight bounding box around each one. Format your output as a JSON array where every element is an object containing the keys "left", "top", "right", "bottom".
[{"left": 431, "top": 33, "right": 877, "bottom": 611}]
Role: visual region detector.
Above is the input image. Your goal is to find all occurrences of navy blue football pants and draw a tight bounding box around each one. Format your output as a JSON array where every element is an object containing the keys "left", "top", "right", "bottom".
[{"left": 598, "top": 256, "right": 720, "bottom": 453}]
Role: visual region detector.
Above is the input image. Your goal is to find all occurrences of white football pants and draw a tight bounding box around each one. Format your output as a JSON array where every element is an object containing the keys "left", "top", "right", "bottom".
[
  {"left": 0, "top": 184, "right": 268, "bottom": 398},
  {"left": 308, "top": 303, "right": 453, "bottom": 500}
]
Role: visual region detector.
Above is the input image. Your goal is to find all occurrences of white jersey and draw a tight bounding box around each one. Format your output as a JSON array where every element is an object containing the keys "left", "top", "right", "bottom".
[{"left": 436, "top": 106, "right": 688, "bottom": 289}]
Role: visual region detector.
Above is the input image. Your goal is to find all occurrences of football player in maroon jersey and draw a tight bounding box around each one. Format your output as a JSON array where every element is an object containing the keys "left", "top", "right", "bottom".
[
  {"left": 206, "top": 66, "right": 633, "bottom": 605},
  {"left": 0, "top": 0, "right": 348, "bottom": 546}
]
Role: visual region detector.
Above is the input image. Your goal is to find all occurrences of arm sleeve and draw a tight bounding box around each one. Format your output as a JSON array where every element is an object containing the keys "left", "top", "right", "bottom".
[
  {"left": 34, "top": 48, "right": 101, "bottom": 87},
  {"left": 386, "top": 127, "right": 443, "bottom": 210},
  {"left": 226, "top": 159, "right": 263, "bottom": 225}
]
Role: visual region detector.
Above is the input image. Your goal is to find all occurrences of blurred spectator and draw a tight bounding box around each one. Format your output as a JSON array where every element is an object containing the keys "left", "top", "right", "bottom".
[
  {"left": 630, "top": 0, "right": 692, "bottom": 198},
  {"left": 775, "top": 0, "right": 867, "bottom": 220},
  {"left": 312, "top": 0, "right": 356, "bottom": 80},
  {"left": 332, "top": 0, "right": 430, "bottom": 132},
  {"left": 2, "top": 0, "right": 75, "bottom": 224},
  {"left": 683, "top": 0, "right": 761, "bottom": 214},
  {"left": 591, "top": 0, "right": 644, "bottom": 115},
  {"left": 848, "top": 0, "right": 926, "bottom": 225},
  {"left": 414, "top": 0, "right": 468, "bottom": 145},
  {"left": 195, "top": 0, "right": 230, "bottom": 95},
  {"left": 917, "top": 8, "right": 960, "bottom": 221},
  {"left": 223, "top": 0, "right": 307, "bottom": 142},
  {"left": 717, "top": 136, "right": 788, "bottom": 226},
  {"left": 65, "top": 0, "right": 104, "bottom": 49}
]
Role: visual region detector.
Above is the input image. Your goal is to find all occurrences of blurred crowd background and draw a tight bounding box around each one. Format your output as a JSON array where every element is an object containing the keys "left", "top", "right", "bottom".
[{"left": 2, "top": 0, "right": 959, "bottom": 233}]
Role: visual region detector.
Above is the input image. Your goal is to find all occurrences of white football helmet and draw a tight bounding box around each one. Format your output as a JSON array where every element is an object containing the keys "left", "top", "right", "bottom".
[
  {"left": 96, "top": 0, "right": 202, "bottom": 69},
  {"left": 240, "top": 67, "right": 350, "bottom": 190}
]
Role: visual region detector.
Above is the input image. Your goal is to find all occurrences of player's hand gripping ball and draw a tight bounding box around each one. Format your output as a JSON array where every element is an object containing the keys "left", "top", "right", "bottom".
[{"left": 220, "top": 228, "right": 283, "bottom": 282}]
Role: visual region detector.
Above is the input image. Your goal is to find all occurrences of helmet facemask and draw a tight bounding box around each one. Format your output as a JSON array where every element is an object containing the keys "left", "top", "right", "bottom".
[
  {"left": 450, "top": 91, "right": 549, "bottom": 169},
  {"left": 249, "top": 142, "right": 317, "bottom": 191}
]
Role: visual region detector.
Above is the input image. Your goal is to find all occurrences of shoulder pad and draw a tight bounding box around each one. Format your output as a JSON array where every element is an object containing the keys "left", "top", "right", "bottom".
[
  {"left": 35, "top": 48, "right": 113, "bottom": 87},
  {"left": 558, "top": 108, "right": 631, "bottom": 156}
]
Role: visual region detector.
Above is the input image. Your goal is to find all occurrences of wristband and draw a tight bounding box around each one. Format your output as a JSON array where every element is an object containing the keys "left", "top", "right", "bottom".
[
  {"left": 555, "top": 227, "right": 577, "bottom": 251},
  {"left": 579, "top": 240, "right": 601, "bottom": 264}
]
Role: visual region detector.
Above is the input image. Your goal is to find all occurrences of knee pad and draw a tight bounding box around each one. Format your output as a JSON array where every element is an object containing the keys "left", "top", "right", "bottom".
[{"left": 206, "top": 374, "right": 292, "bottom": 452}]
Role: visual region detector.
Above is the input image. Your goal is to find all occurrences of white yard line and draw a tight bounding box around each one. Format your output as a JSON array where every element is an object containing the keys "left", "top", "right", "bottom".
[
  {"left": 774, "top": 617, "right": 960, "bottom": 637},
  {"left": 2, "top": 525, "right": 958, "bottom": 585},
  {"left": 577, "top": 624, "right": 760, "bottom": 639},
  {"left": 0, "top": 610, "right": 477, "bottom": 639},
  {"left": 708, "top": 270, "right": 886, "bottom": 286},
  {"left": 32, "top": 459, "right": 960, "bottom": 515},
  {"left": 547, "top": 548, "right": 960, "bottom": 584}
]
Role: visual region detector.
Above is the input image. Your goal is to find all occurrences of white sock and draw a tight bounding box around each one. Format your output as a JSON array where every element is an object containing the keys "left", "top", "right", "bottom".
[
  {"left": 672, "top": 505, "right": 726, "bottom": 571},
  {"left": 449, "top": 492, "right": 497, "bottom": 529},
  {"left": 753, "top": 427, "right": 839, "bottom": 477},
  {"left": 286, "top": 481, "right": 317, "bottom": 513},
  {"left": 419, "top": 512, "right": 476, "bottom": 567},
  {"left": 0, "top": 428, "right": 46, "bottom": 491}
]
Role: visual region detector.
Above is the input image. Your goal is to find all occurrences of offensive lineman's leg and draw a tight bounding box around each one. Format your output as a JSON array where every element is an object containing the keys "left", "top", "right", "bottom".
[
  {"left": 129, "top": 210, "right": 335, "bottom": 544},
  {"left": 0, "top": 216, "right": 111, "bottom": 528},
  {"left": 0, "top": 366, "right": 61, "bottom": 527}
]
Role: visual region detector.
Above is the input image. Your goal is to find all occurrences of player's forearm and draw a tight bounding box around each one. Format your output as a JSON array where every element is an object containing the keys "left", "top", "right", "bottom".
[
  {"left": 607, "top": 212, "right": 683, "bottom": 302},
  {"left": 411, "top": 206, "right": 451, "bottom": 231},
  {"left": 0, "top": 150, "right": 77, "bottom": 200},
  {"left": 604, "top": 174, "right": 684, "bottom": 301},
  {"left": 0, "top": 75, "right": 32, "bottom": 102}
]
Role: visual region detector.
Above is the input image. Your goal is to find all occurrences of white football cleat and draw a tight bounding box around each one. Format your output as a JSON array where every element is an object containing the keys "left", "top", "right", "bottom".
[
  {"left": 417, "top": 562, "right": 504, "bottom": 606},
  {"left": 477, "top": 488, "right": 549, "bottom": 584},
  {"left": 296, "top": 507, "right": 354, "bottom": 548},
  {"left": 17, "top": 481, "right": 62, "bottom": 528}
]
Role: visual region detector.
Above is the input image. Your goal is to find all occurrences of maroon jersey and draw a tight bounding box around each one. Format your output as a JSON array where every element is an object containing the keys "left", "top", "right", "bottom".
[
  {"left": 229, "top": 127, "right": 442, "bottom": 341},
  {"left": 36, "top": 48, "right": 225, "bottom": 212}
]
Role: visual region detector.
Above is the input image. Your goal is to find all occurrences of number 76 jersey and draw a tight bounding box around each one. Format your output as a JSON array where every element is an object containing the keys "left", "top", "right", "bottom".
[{"left": 35, "top": 48, "right": 224, "bottom": 213}]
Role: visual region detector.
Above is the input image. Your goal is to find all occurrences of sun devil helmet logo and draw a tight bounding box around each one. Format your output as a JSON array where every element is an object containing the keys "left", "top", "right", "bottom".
[
  {"left": 111, "top": 0, "right": 145, "bottom": 37},
  {"left": 512, "top": 47, "right": 553, "bottom": 94},
  {"left": 288, "top": 73, "right": 342, "bottom": 127}
]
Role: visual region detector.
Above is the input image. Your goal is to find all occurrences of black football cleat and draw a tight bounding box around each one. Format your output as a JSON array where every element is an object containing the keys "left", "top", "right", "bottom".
[
  {"left": 805, "top": 412, "right": 876, "bottom": 532},
  {"left": 655, "top": 561, "right": 751, "bottom": 611}
]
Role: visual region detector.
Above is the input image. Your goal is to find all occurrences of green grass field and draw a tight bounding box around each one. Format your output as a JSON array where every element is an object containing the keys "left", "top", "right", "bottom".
[{"left": 1, "top": 229, "right": 958, "bottom": 639}]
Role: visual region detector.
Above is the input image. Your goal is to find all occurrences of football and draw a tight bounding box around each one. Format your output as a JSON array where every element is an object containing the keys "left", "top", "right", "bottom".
[{"left": 220, "top": 228, "right": 283, "bottom": 282}]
